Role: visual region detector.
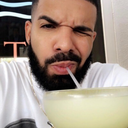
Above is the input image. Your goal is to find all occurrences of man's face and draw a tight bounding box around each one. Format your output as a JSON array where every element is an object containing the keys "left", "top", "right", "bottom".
[{"left": 25, "top": 0, "right": 97, "bottom": 90}]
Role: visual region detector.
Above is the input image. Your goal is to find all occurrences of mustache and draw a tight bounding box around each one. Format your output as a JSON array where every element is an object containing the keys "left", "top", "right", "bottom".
[{"left": 45, "top": 52, "right": 81, "bottom": 65}]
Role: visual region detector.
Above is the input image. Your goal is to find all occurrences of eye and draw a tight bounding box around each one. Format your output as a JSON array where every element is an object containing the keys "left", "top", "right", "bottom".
[
  {"left": 73, "top": 29, "right": 91, "bottom": 37},
  {"left": 73, "top": 27, "right": 92, "bottom": 37},
  {"left": 41, "top": 24, "right": 56, "bottom": 29}
]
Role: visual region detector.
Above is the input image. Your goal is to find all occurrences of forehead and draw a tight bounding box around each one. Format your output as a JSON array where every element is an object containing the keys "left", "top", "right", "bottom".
[{"left": 32, "top": 0, "right": 96, "bottom": 26}]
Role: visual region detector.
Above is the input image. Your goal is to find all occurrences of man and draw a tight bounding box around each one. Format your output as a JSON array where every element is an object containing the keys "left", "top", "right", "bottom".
[{"left": 0, "top": 0, "right": 128, "bottom": 127}]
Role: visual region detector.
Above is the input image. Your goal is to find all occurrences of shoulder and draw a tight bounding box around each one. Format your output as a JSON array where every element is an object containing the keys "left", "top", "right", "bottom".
[
  {"left": 0, "top": 60, "right": 31, "bottom": 104},
  {"left": 0, "top": 60, "right": 30, "bottom": 87},
  {"left": 82, "top": 62, "right": 128, "bottom": 88},
  {"left": 90, "top": 62, "right": 128, "bottom": 75},
  {"left": 0, "top": 60, "right": 29, "bottom": 76}
]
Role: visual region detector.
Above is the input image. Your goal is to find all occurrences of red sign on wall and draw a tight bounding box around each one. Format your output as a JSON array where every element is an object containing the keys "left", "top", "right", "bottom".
[
  {"left": 4, "top": 42, "right": 27, "bottom": 58},
  {"left": 0, "top": 0, "right": 31, "bottom": 58}
]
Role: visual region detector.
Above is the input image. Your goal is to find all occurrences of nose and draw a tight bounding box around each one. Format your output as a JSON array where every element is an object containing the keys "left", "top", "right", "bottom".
[{"left": 53, "top": 26, "right": 75, "bottom": 53}]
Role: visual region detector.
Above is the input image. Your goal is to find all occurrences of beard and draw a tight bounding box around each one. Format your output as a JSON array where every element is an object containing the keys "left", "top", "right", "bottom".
[{"left": 28, "top": 41, "right": 92, "bottom": 91}]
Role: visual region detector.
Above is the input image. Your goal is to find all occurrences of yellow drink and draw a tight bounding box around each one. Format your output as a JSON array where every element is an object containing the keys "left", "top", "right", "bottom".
[{"left": 44, "top": 87, "right": 128, "bottom": 128}]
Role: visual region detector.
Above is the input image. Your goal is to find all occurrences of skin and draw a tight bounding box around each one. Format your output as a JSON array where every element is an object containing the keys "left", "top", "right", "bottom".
[{"left": 25, "top": 0, "right": 97, "bottom": 76}]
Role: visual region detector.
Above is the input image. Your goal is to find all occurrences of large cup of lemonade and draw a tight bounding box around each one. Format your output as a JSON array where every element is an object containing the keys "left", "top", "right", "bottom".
[{"left": 43, "top": 87, "right": 128, "bottom": 128}]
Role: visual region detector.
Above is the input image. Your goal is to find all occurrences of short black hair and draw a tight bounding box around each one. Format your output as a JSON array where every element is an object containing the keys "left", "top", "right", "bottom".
[
  {"left": 31, "top": 0, "right": 39, "bottom": 15},
  {"left": 31, "top": 0, "right": 98, "bottom": 16}
]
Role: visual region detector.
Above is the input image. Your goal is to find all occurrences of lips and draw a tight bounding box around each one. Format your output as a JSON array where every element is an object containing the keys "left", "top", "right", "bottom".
[{"left": 50, "top": 61, "right": 77, "bottom": 75}]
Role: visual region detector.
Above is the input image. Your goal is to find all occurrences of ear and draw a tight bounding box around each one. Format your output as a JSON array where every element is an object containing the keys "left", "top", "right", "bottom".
[{"left": 25, "top": 20, "right": 32, "bottom": 45}]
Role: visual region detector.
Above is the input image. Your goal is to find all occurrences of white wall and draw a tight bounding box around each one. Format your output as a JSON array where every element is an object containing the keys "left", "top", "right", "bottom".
[{"left": 101, "top": 0, "right": 128, "bottom": 69}]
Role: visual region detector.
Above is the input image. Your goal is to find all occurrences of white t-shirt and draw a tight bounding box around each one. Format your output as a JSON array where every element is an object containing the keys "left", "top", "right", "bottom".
[{"left": 0, "top": 61, "right": 128, "bottom": 128}]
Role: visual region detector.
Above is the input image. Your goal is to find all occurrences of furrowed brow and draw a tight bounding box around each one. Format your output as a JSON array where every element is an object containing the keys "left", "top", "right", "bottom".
[
  {"left": 38, "top": 15, "right": 59, "bottom": 25},
  {"left": 74, "top": 26, "right": 93, "bottom": 32}
]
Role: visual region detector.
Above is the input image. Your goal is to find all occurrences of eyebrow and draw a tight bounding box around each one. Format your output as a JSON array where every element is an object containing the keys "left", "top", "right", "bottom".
[
  {"left": 38, "top": 15, "right": 93, "bottom": 32},
  {"left": 73, "top": 26, "right": 93, "bottom": 32},
  {"left": 38, "top": 15, "right": 59, "bottom": 26}
]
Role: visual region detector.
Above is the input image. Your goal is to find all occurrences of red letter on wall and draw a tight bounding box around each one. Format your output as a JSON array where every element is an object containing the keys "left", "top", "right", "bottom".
[{"left": 4, "top": 42, "right": 27, "bottom": 58}]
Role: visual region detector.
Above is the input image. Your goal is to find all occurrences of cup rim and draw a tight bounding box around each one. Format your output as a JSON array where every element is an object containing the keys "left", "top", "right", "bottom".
[{"left": 44, "top": 86, "right": 128, "bottom": 99}]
